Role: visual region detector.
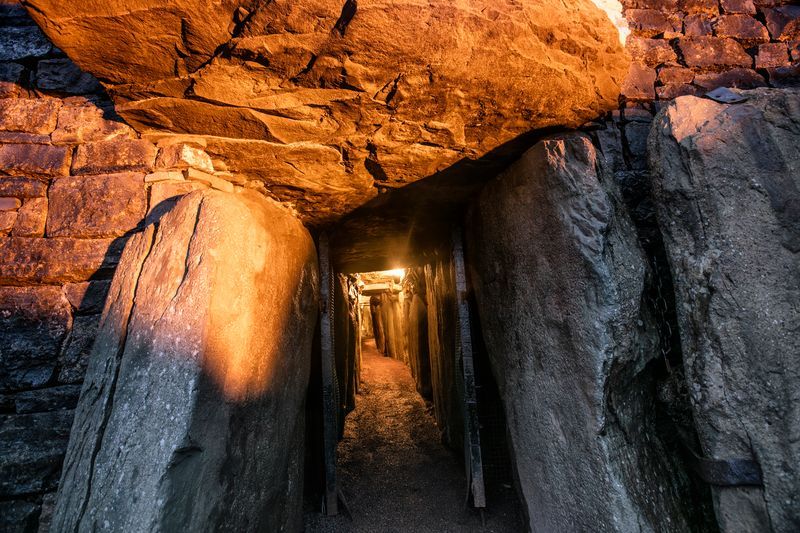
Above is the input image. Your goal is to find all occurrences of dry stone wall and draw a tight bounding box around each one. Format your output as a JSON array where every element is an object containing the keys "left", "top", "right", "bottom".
[{"left": 620, "top": 0, "right": 800, "bottom": 102}]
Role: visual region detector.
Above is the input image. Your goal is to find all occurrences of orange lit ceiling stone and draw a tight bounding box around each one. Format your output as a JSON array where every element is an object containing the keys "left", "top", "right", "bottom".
[{"left": 23, "top": 0, "right": 629, "bottom": 223}]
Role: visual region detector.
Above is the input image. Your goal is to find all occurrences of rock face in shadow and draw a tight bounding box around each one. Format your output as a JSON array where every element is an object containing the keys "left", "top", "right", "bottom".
[
  {"left": 50, "top": 189, "right": 319, "bottom": 532},
  {"left": 467, "top": 134, "right": 699, "bottom": 531},
  {"left": 23, "top": 0, "right": 628, "bottom": 223},
  {"left": 648, "top": 88, "right": 800, "bottom": 532}
]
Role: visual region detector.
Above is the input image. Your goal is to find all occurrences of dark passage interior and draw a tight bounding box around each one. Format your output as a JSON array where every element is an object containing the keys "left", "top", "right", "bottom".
[{"left": 304, "top": 263, "right": 522, "bottom": 532}]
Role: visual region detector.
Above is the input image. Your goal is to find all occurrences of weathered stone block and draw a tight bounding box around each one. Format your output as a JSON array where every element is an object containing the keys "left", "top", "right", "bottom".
[
  {"left": 11, "top": 385, "right": 82, "bottom": 414},
  {"left": 155, "top": 143, "right": 214, "bottom": 173},
  {"left": 721, "top": 0, "right": 756, "bottom": 14},
  {"left": 766, "top": 64, "right": 800, "bottom": 87},
  {"left": 694, "top": 68, "right": 767, "bottom": 90},
  {"left": 56, "top": 315, "right": 100, "bottom": 384},
  {"left": 679, "top": 0, "right": 720, "bottom": 15},
  {"left": 0, "top": 143, "right": 71, "bottom": 177},
  {"left": 71, "top": 140, "right": 156, "bottom": 175},
  {"left": 0, "top": 197, "right": 21, "bottom": 210},
  {"left": 763, "top": 6, "right": 800, "bottom": 40},
  {"left": 659, "top": 66, "right": 695, "bottom": 84},
  {"left": 0, "top": 237, "right": 122, "bottom": 284},
  {"left": 0, "top": 411, "right": 73, "bottom": 496},
  {"left": 0, "top": 177, "right": 47, "bottom": 198},
  {"left": 52, "top": 189, "right": 318, "bottom": 533},
  {"left": 649, "top": 88, "right": 800, "bottom": 531},
  {"left": 63, "top": 280, "right": 111, "bottom": 315},
  {"left": 144, "top": 170, "right": 184, "bottom": 183},
  {"left": 679, "top": 36, "right": 753, "bottom": 67},
  {"left": 0, "top": 26, "right": 51, "bottom": 61},
  {"left": 47, "top": 173, "right": 145, "bottom": 238},
  {"left": 756, "top": 42, "right": 790, "bottom": 68},
  {"left": 627, "top": 9, "right": 675, "bottom": 36},
  {"left": 0, "top": 286, "right": 72, "bottom": 392},
  {"left": 467, "top": 134, "right": 699, "bottom": 532},
  {"left": 714, "top": 14, "right": 770, "bottom": 43},
  {"left": 0, "top": 211, "right": 16, "bottom": 234},
  {"left": 0, "top": 97, "right": 61, "bottom": 135},
  {"left": 684, "top": 14, "right": 715, "bottom": 36},
  {"left": 34, "top": 58, "right": 102, "bottom": 94},
  {"left": 0, "top": 500, "right": 38, "bottom": 533},
  {"left": 627, "top": 36, "right": 678, "bottom": 66},
  {"left": 51, "top": 101, "right": 136, "bottom": 144},
  {"left": 12, "top": 197, "right": 47, "bottom": 237},
  {"left": 622, "top": 61, "right": 657, "bottom": 100}
]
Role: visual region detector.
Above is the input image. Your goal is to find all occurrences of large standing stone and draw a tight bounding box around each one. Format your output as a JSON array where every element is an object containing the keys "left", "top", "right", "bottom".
[
  {"left": 648, "top": 88, "right": 800, "bottom": 532},
  {"left": 51, "top": 189, "right": 318, "bottom": 532},
  {"left": 466, "top": 134, "right": 699, "bottom": 531},
  {"left": 24, "top": 0, "right": 629, "bottom": 223}
]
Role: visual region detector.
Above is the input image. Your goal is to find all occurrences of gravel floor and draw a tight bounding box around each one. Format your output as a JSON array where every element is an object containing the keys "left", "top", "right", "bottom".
[{"left": 304, "top": 340, "right": 523, "bottom": 533}]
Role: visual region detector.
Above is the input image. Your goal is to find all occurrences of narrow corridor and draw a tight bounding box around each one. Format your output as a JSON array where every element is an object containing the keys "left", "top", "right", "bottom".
[{"left": 305, "top": 340, "right": 521, "bottom": 533}]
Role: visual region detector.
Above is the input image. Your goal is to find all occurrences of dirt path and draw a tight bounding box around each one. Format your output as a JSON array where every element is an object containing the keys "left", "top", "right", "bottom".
[{"left": 304, "top": 340, "right": 522, "bottom": 533}]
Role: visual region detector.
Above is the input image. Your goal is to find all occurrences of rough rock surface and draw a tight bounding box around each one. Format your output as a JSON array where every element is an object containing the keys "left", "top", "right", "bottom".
[
  {"left": 648, "top": 88, "right": 800, "bottom": 532},
  {"left": 51, "top": 189, "right": 319, "bottom": 532},
  {"left": 466, "top": 134, "right": 698, "bottom": 532},
  {"left": 23, "top": 0, "right": 628, "bottom": 223}
]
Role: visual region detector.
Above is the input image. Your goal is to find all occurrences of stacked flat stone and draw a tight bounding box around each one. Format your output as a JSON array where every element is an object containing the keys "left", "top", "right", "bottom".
[{"left": 621, "top": 0, "right": 800, "bottom": 101}]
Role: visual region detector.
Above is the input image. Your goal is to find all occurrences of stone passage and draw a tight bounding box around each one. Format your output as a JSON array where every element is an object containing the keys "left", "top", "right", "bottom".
[{"left": 304, "top": 340, "right": 522, "bottom": 533}]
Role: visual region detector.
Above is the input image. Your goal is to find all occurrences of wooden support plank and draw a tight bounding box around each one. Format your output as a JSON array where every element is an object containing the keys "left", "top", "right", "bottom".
[
  {"left": 319, "top": 233, "right": 339, "bottom": 516},
  {"left": 452, "top": 228, "right": 487, "bottom": 509}
]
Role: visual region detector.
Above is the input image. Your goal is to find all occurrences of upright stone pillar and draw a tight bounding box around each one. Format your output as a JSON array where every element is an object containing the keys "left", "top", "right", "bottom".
[
  {"left": 51, "top": 189, "right": 318, "bottom": 532},
  {"left": 467, "top": 134, "right": 698, "bottom": 531},
  {"left": 649, "top": 89, "right": 800, "bottom": 532}
]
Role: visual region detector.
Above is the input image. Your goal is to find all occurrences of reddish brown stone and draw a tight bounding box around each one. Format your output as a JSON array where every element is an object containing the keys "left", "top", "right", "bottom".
[
  {"left": 0, "top": 177, "right": 46, "bottom": 198},
  {"left": 47, "top": 173, "right": 146, "bottom": 238},
  {"left": 0, "top": 236, "right": 122, "bottom": 284},
  {"left": 720, "top": 0, "right": 756, "bottom": 14},
  {"left": 0, "top": 211, "right": 16, "bottom": 233},
  {"left": 790, "top": 40, "right": 800, "bottom": 62},
  {"left": 0, "top": 197, "right": 21, "bottom": 211},
  {"left": 684, "top": 14, "right": 715, "bottom": 36},
  {"left": 658, "top": 66, "right": 695, "bottom": 84},
  {"left": 627, "top": 37, "right": 678, "bottom": 67},
  {"left": 756, "top": 42, "right": 790, "bottom": 68},
  {"left": 763, "top": 6, "right": 800, "bottom": 40},
  {"left": 626, "top": 9, "right": 674, "bottom": 37},
  {"left": 0, "top": 97, "right": 61, "bottom": 135},
  {"left": 694, "top": 68, "right": 767, "bottom": 90},
  {"left": 779, "top": 19, "right": 800, "bottom": 41},
  {"left": 0, "top": 143, "right": 71, "bottom": 177},
  {"left": 622, "top": 0, "right": 679, "bottom": 8},
  {"left": 12, "top": 197, "right": 47, "bottom": 237},
  {"left": 679, "top": 37, "right": 753, "bottom": 67},
  {"left": 71, "top": 140, "right": 156, "bottom": 175},
  {"left": 0, "top": 132, "right": 51, "bottom": 144},
  {"left": 621, "top": 62, "right": 658, "bottom": 100},
  {"left": 679, "top": 0, "right": 720, "bottom": 15},
  {"left": 51, "top": 102, "right": 137, "bottom": 144},
  {"left": 63, "top": 280, "right": 111, "bottom": 315},
  {"left": 714, "top": 14, "right": 770, "bottom": 43}
]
